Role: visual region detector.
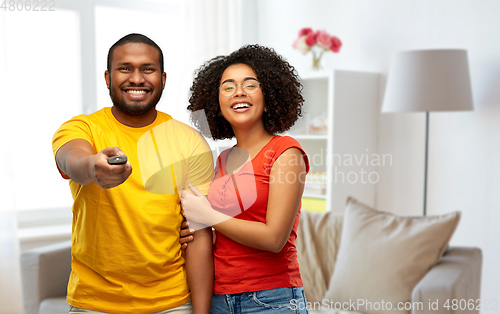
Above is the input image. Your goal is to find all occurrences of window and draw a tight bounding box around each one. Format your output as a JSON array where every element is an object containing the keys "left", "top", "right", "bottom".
[
  {"left": 2, "top": 1, "right": 189, "bottom": 213},
  {"left": 3, "top": 9, "right": 81, "bottom": 211}
]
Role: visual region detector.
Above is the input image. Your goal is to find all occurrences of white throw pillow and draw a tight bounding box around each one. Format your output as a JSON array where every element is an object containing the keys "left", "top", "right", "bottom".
[{"left": 324, "top": 197, "right": 460, "bottom": 314}]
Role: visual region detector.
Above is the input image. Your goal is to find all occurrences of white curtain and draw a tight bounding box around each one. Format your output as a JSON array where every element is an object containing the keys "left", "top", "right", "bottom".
[
  {"left": 185, "top": 0, "right": 241, "bottom": 70},
  {"left": 0, "top": 11, "right": 23, "bottom": 314},
  {"left": 180, "top": 0, "right": 243, "bottom": 148},
  {"left": 168, "top": 0, "right": 242, "bottom": 126},
  {"left": 139, "top": 0, "right": 244, "bottom": 126}
]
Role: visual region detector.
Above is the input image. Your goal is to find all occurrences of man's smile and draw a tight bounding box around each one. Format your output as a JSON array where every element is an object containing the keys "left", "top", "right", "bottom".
[{"left": 122, "top": 87, "right": 151, "bottom": 100}]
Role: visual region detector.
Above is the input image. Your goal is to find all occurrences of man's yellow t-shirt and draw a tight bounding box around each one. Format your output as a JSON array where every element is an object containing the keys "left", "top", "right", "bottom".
[{"left": 52, "top": 107, "right": 214, "bottom": 314}]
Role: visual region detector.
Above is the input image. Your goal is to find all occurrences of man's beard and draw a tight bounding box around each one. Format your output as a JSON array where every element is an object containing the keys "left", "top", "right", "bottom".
[{"left": 109, "top": 83, "right": 162, "bottom": 117}]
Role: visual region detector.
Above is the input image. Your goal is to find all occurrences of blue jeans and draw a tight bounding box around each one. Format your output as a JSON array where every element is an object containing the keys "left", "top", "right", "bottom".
[{"left": 211, "top": 287, "right": 309, "bottom": 314}]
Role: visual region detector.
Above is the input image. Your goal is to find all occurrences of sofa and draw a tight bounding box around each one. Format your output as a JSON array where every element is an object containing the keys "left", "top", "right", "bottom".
[
  {"left": 20, "top": 198, "right": 482, "bottom": 314},
  {"left": 21, "top": 241, "right": 72, "bottom": 314},
  {"left": 295, "top": 198, "right": 482, "bottom": 314}
]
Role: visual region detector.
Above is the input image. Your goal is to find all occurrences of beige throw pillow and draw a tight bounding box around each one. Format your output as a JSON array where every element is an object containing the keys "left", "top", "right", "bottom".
[
  {"left": 296, "top": 211, "right": 344, "bottom": 303},
  {"left": 324, "top": 197, "right": 460, "bottom": 314}
]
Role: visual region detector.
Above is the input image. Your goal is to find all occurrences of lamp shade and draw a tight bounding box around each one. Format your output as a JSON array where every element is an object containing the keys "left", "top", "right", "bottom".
[{"left": 382, "top": 49, "right": 474, "bottom": 112}]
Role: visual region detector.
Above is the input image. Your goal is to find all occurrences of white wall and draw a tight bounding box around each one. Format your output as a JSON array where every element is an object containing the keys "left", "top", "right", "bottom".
[{"left": 256, "top": 0, "right": 500, "bottom": 306}]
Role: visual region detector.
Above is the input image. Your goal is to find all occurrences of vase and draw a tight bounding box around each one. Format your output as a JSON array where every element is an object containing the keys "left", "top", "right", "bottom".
[{"left": 311, "top": 50, "right": 324, "bottom": 71}]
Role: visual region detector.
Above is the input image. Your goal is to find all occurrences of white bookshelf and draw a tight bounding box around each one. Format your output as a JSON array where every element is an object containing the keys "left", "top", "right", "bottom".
[{"left": 288, "top": 70, "right": 380, "bottom": 213}]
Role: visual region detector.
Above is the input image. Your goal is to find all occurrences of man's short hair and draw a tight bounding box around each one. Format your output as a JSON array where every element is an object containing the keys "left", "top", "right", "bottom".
[{"left": 107, "top": 33, "right": 164, "bottom": 74}]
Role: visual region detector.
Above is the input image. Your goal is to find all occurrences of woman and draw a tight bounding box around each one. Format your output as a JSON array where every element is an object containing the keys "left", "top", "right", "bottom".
[{"left": 181, "top": 44, "right": 310, "bottom": 313}]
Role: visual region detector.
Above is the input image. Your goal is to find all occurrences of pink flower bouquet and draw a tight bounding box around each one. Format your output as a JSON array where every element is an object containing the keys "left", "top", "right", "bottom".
[{"left": 292, "top": 28, "right": 342, "bottom": 70}]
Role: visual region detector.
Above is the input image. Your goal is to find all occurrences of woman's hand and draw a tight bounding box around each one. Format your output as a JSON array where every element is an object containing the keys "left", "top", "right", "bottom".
[{"left": 181, "top": 183, "right": 227, "bottom": 229}]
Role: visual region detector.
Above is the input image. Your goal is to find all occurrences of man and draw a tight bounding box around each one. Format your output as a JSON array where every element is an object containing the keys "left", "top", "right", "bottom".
[{"left": 52, "top": 33, "right": 214, "bottom": 314}]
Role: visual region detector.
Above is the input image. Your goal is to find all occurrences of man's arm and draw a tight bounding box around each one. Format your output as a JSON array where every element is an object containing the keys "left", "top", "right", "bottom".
[
  {"left": 56, "top": 139, "right": 132, "bottom": 189},
  {"left": 185, "top": 226, "right": 213, "bottom": 314}
]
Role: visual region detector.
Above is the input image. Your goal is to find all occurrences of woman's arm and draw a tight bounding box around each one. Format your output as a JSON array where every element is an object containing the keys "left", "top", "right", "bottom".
[{"left": 182, "top": 148, "right": 306, "bottom": 253}]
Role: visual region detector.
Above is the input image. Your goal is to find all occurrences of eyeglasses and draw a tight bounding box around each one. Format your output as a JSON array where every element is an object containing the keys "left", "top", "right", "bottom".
[{"left": 219, "top": 79, "right": 261, "bottom": 97}]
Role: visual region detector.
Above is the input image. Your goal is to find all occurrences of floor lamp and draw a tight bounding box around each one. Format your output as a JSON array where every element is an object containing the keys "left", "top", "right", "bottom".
[{"left": 382, "top": 49, "right": 474, "bottom": 216}]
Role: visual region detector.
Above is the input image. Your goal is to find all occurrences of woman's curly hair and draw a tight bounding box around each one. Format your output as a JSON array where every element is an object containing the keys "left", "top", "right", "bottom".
[{"left": 188, "top": 44, "right": 304, "bottom": 140}]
